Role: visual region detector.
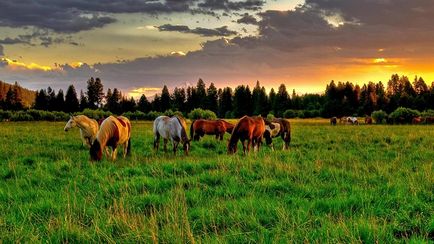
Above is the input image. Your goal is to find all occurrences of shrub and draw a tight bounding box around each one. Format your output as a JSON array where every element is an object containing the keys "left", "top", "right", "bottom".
[
  {"left": 224, "top": 111, "right": 233, "bottom": 119},
  {"left": 188, "top": 108, "right": 217, "bottom": 120},
  {"left": 371, "top": 110, "right": 387, "bottom": 124},
  {"left": 81, "top": 109, "right": 112, "bottom": 120},
  {"left": 53, "top": 111, "right": 69, "bottom": 121},
  {"left": 145, "top": 111, "right": 163, "bottom": 120},
  {"left": 421, "top": 109, "right": 434, "bottom": 117},
  {"left": 389, "top": 107, "right": 420, "bottom": 124},
  {"left": 0, "top": 110, "right": 12, "bottom": 121},
  {"left": 266, "top": 113, "right": 275, "bottom": 120},
  {"left": 283, "top": 109, "right": 297, "bottom": 119},
  {"left": 10, "top": 111, "right": 34, "bottom": 121}
]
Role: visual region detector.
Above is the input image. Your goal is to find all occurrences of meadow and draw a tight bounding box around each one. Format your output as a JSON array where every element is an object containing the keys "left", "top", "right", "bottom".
[{"left": 0, "top": 119, "right": 433, "bottom": 243}]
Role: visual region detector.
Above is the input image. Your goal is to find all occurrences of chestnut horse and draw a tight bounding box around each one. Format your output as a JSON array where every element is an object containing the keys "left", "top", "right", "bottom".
[
  {"left": 190, "top": 119, "right": 234, "bottom": 141},
  {"left": 365, "top": 116, "right": 373, "bottom": 124},
  {"left": 90, "top": 116, "right": 131, "bottom": 161},
  {"left": 228, "top": 116, "right": 265, "bottom": 155}
]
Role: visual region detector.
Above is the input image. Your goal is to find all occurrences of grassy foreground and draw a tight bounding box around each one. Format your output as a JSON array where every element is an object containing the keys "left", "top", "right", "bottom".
[{"left": 0, "top": 119, "right": 433, "bottom": 243}]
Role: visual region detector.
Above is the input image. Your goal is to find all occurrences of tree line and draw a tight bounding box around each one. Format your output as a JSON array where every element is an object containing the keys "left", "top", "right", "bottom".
[{"left": 1, "top": 74, "right": 434, "bottom": 118}]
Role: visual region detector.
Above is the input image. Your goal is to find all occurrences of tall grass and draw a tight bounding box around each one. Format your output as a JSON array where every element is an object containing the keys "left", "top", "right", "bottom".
[{"left": 0, "top": 120, "right": 432, "bottom": 242}]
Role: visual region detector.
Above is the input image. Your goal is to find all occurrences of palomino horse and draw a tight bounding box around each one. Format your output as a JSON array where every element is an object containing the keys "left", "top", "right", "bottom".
[
  {"left": 228, "top": 116, "right": 265, "bottom": 155},
  {"left": 190, "top": 119, "right": 234, "bottom": 141},
  {"left": 263, "top": 120, "right": 281, "bottom": 150},
  {"left": 90, "top": 116, "right": 131, "bottom": 161},
  {"left": 64, "top": 115, "right": 99, "bottom": 148},
  {"left": 153, "top": 116, "right": 191, "bottom": 155}
]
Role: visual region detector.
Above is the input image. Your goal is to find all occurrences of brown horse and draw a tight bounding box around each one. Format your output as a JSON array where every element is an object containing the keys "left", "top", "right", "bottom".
[
  {"left": 218, "top": 119, "right": 235, "bottom": 133},
  {"left": 190, "top": 119, "right": 234, "bottom": 141},
  {"left": 330, "top": 117, "right": 337, "bottom": 125},
  {"left": 228, "top": 116, "right": 265, "bottom": 155},
  {"left": 365, "top": 116, "right": 373, "bottom": 124},
  {"left": 90, "top": 116, "right": 131, "bottom": 161},
  {"left": 412, "top": 116, "right": 423, "bottom": 124}
]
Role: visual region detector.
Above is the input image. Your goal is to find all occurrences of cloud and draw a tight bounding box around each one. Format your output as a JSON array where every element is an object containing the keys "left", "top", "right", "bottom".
[
  {"left": 157, "top": 24, "right": 238, "bottom": 37},
  {"left": 0, "top": 45, "right": 4, "bottom": 56},
  {"left": 0, "top": 0, "right": 264, "bottom": 33},
  {"left": 236, "top": 13, "right": 258, "bottom": 25}
]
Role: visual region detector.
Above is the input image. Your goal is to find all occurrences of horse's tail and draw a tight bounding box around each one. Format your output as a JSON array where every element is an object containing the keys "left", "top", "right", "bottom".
[
  {"left": 127, "top": 137, "right": 131, "bottom": 156},
  {"left": 190, "top": 120, "right": 195, "bottom": 139}
]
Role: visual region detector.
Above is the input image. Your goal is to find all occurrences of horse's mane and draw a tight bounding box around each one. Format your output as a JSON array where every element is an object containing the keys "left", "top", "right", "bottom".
[
  {"left": 229, "top": 115, "right": 248, "bottom": 144},
  {"left": 174, "top": 116, "right": 189, "bottom": 141}
]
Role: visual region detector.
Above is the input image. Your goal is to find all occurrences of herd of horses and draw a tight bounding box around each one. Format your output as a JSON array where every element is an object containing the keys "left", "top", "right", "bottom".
[
  {"left": 330, "top": 115, "right": 434, "bottom": 125},
  {"left": 64, "top": 115, "right": 292, "bottom": 161}
]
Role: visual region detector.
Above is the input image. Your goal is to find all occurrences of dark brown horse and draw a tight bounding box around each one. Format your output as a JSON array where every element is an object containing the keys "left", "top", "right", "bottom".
[
  {"left": 330, "top": 117, "right": 337, "bottom": 125},
  {"left": 228, "top": 116, "right": 265, "bottom": 155},
  {"left": 190, "top": 119, "right": 234, "bottom": 141},
  {"left": 271, "top": 118, "right": 291, "bottom": 150}
]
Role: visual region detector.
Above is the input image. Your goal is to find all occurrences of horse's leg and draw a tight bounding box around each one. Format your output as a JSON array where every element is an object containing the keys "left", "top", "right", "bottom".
[
  {"left": 241, "top": 139, "right": 247, "bottom": 155},
  {"left": 112, "top": 147, "right": 118, "bottom": 161},
  {"left": 154, "top": 133, "right": 160, "bottom": 151},
  {"left": 122, "top": 142, "right": 127, "bottom": 158},
  {"left": 246, "top": 139, "right": 252, "bottom": 154},
  {"left": 163, "top": 138, "right": 168, "bottom": 153},
  {"left": 173, "top": 140, "right": 179, "bottom": 155}
]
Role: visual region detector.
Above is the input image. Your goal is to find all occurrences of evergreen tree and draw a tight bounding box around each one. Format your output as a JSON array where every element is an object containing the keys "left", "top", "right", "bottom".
[
  {"left": 172, "top": 87, "right": 186, "bottom": 112},
  {"left": 160, "top": 85, "right": 171, "bottom": 112},
  {"left": 269, "top": 88, "right": 277, "bottom": 115},
  {"left": 55, "top": 89, "right": 65, "bottom": 111},
  {"left": 152, "top": 94, "right": 161, "bottom": 111},
  {"left": 86, "top": 77, "right": 104, "bottom": 109},
  {"left": 65, "top": 85, "right": 79, "bottom": 113},
  {"left": 218, "top": 87, "right": 233, "bottom": 118},
  {"left": 138, "top": 94, "right": 150, "bottom": 113},
  {"left": 233, "top": 85, "right": 252, "bottom": 117},
  {"left": 205, "top": 82, "right": 218, "bottom": 113},
  {"left": 34, "top": 89, "right": 49, "bottom": 110},
  {"left": 106, "top": 88, "right": 121, "bottom": 114},
  {"left": 47, "top": 87, "right": 56, "bottom": 111},
  {"left": 79, "top": 90, "right": 89, "bottom": 111},
  {"left": 252, "top": 81, "right": 268, "bottom": 116},
  {"left": 274, "top": 84, "right": 290, "bottom": 117},
  {"left": 196, "top": 78, "right": 206, "bottom": 106}
]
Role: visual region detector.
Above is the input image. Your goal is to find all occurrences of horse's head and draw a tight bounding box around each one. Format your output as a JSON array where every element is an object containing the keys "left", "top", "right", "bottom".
[
  {"left": 227, "top": 140, "right": 237, "bottom": 154},
  {"left": 64, "top": 116, "right": 76, "bottom": 131},
  {"left": 90, "top": 140, "right": 103, "bottom": 161},
  {"left": 183, "top": 139, "right": 191, "bottom": 156}
]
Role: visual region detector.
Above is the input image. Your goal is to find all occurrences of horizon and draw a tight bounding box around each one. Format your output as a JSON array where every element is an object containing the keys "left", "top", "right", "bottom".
[{"left": 1, "top": 0, "right": 434, "bottom": 98}]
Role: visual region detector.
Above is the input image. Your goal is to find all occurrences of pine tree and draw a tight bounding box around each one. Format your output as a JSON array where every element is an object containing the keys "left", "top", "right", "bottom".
[
  {"left": 206, "top": 82, "right": 218, "bottom": 113},
  {"left": 47, "top": 87, "right": 56, "bottom": 111},
  {"left": 55, "top": 89, "right": 65, "bottom": 111},
  {"left": 138, "top": 94, "right": 150, "bottom": 113},
  {"left": 218, "top": 87, "right": 233, "bottom": 118},
  {"left": 172, "top": 87, "right": 186, "bottom": 112},
  {"left": 65, "top": 85, "right": 79, "bottom": 113},
  {"left": 107, "top": 88, "right": 121, "bottom": 114},
  {"left": 160, "top": 85, "right": 171, "bottom": 112},
  {"left": 79, "top": 90, "right": 89, "bottom": 111},
  {"left": 34, "top": 89, "right": 49, "bottom": 110},
  {"left": 86, "top": 77, "right": 104, "bottom": 109}
]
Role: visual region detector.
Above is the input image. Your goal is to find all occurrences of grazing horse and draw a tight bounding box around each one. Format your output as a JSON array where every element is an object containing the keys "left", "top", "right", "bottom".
[
  {"left": 190, "top": 119, "right": 234, "bottom": 141},
  {"left": 412, "top": 116, "right": 423, "bottom": 124},
  {"left": 218, "top": 119, "right": 235, "bottom": 133},
  {"left": 272, "top": 118, "right": 291, "bottom": 150},
  {"left": 90, "top": 116, "right": 131, "bottom": 161},
  {"left": 153, "top": 116, "right": 191, "bottom": 155},
  {"left": 339, "top": 117, "right": 347, "bottom": 124},
  {"left": 347, "top": 117, "right": 359, "bottom": 125},
  {"left": 263, "top": 120, "right": 281, "bottom": 150},
  {"left": 64, "top": 115, "right": 99, "bottom": 148},
  {"left": 365, "top": 116, "right": 373, "bottom": 124},
  {"left": 330, "top": 117, "right": 337, "bottom": 125},
  {"left": 228, "top": 116, "right": 265, "bottom": 155}
]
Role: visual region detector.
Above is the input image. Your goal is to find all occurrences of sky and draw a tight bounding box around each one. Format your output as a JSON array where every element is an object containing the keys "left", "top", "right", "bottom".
[{"left": 1, "top": 0, "right": 434, "bottom": 98}]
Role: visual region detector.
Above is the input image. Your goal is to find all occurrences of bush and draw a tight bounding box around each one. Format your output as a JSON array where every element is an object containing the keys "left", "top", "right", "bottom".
[
  {"left": 81, "top": 109, "right": 112, "bottom": 120},
  {"left": 266, "top": 113, "right": 275, "bottom": 120},
  {"left": 0, "top": 110, "right": 12, "bottom": 121},
  {"left": 188, "top": 108, "right": 217, "bottom": 120},
  {"left": 371, "top": 110, "right": 387, "bottom": 124},
  {"left": 123, "top": 111, "right": 146, "bottom": 120},
  {"left": 283, "top": 110, "right": 297, "bottom": 118},
  {"left": 421, "top": 109, "right": 434, "bottom": 117},
  {"left": 389, "top": 107, "right": 420, "bottom": 124},
  {"left": 10, "top": 111, "right": 34, "bottom": 121},
  {"left": 145, "top": 111, "right": 163, "bottom": 120}
]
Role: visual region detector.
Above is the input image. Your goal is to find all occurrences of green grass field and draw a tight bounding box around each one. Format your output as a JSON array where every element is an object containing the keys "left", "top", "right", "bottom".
[{"left": 0, "top": 120, "right": 433, "bottom": 242}]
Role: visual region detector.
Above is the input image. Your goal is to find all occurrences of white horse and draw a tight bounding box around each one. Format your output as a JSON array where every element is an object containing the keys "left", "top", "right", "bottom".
[
  {"left": 347, "top": 117, "right": 359, "bottom": 125},
  {"left": 64, "top": 115, "right": 99, "bottom": 148},
  {"left": 153, "top": 116, "right": 191, "bottom": 155}
]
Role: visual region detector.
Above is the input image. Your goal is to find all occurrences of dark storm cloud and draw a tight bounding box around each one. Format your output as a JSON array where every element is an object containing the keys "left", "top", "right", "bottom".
[
  {"left": 0, "top": 0, "right": 264, "bottom": 33},
  {"left": 236, "top": 13, "right": 258, "bottom": 25},
  {"left": 198, "top": 0, "right": 265, "bottom": 11},
  {"left": 0, "top": 30, "right": 78, "bottom": 47},
  {"left": 157, "top": 24, "right": 238, "bottom": 37}
]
